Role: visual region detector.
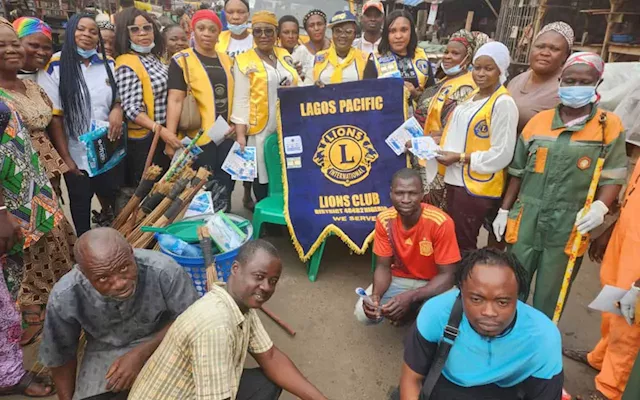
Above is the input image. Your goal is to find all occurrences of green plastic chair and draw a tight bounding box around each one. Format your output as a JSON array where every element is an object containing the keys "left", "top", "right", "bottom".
[
  {"left": 306, "top": 236, "right": 378, "bottom": 282},
  {"left": 252, "top": 133, "right": 286, "bottom": 239}
]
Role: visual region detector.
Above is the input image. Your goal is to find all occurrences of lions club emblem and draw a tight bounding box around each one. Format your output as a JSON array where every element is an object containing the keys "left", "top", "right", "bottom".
[
  {"left": 313, "top": 125, "right": 378, "bottom": 187},
  {"left": 473, "top": 120, "right": 489, "bottom": 138}
]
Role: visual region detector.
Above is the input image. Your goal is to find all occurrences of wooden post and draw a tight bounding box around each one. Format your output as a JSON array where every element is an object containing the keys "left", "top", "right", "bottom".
[
  {"left": 417, "top": 9, "right": 428, "bottom": 41},
  {"left": 533, "top": 0, "right": 548, "bottom": 39},
  {"left": 483, "top": 0, "right": 499, "bottom": 18},
  {"left": 465, "top": 11, "right": 474, "bottom": 31},
  {"left": 601, "top": 0, "right": 621, "bottom": 59}
]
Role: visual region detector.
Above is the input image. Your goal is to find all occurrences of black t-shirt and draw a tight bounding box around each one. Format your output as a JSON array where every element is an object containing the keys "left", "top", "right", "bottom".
[
  {"left": 168, "top": 49, "right": 229, "bottom": 121},
  {"left": 363, "top": 52, "right": 436, "bottom": 90}
]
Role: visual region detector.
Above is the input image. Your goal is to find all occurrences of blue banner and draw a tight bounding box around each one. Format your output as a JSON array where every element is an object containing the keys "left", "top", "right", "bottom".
[{"left": 278, "top": 79, "right": 407, "bottom": 261}]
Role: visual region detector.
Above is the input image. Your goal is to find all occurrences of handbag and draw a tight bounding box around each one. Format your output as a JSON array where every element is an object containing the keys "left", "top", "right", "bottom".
[
  {"left": 178, "top": 55, "right": 202, "bottom": 132},
  {"left": 419, "top": 295, "right": 463, "bottom": 400}
]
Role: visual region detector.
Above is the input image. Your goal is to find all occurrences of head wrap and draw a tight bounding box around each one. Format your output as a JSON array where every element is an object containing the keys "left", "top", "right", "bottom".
[
  {"left": 474, "top": 41, "right": 511, "bottom": 85},
  {"left": 12, "top": 17, "right": 52, "bottom": 40},
  {"left": 563, "top": 52, "right": 605, "bottom": 79},
  {"left": 252, "top": 10, "right": 277, "bottom": 28},
  {"left": 449, "top": 30, "right": 474, "bottom": 58},
  {"left": 97, "top": 20, "right": 115, "bottom": 31},
  {"left": 536, "top": 21, "right": 575, "bottom": 49},
  {"left": 191, "top": 9, "right": 222, "bottom": 31},
  {"left": 449, "top": 30, "right": 491, "bottom": 59},
  {"left": 303, "top": 9, "right": 327, "bottom": 29}
]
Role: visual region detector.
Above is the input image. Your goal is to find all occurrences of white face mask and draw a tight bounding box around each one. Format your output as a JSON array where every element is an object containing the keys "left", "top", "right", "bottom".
[{"left": 130, "top": 42, "right": 155, "bottom": 54}]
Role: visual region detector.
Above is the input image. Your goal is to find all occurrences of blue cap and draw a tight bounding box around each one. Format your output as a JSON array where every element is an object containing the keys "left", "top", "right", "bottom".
[{"left": 328, "top": 10, "right": 357, "bottom": 28}]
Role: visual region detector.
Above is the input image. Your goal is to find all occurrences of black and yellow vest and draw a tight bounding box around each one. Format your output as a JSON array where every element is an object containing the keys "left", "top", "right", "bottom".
[
  {"left": 115, "top": 53, "right": 155, "bottom": 140},
  {"left": 172, "top": 48, "right": 234, "bottom": 146},
  {"left": 425, "top": 71, "right": 476, "bottom": 134}
]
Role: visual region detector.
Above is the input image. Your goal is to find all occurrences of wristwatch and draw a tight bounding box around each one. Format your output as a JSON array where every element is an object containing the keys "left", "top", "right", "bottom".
[{"left": 459, "top": 153, "right": 466, "bottom": 164}]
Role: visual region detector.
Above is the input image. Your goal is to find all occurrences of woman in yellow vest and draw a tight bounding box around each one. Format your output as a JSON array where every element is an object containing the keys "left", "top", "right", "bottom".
[
  {"left": 166, "top": 10, "right": 235, "bottom": 210},
  {"left": 231, "top": 11, "right": 299, "bottom": 202},
  {"left": 115, "top": 8, "right": 178, "bottom": 186},
  {"left": 363, "top": 10, "right": 435, "bottom": 111},
  {"left": 292, "top": 9, "right": 332, "bottom": 85},
  {"left": 277, "top": 15, "right": 300, "bottom": 55},
  {"left": 435, "top": 42, "right": 518, "bottom": 251},
  {"left": 216, "top": 0, "right": 253, "bottom": 58},
  {"left": 412, "top": 29, "right": 479, "bottom": 209},
  {"left": 310, "top": 10, "right": 367, "bottom": 86}
]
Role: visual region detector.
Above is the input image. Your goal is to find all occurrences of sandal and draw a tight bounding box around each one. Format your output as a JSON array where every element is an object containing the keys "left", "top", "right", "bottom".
[
  {"left": 562, "top": 348, "right": 597, "bottom": 369},
  {"left": 576, "top": 390, "right": 608, "bottom": 400},
  {"left": 20, "top": 308, "right": 44, "bottom": 347},
  {"left": 0, "top": 371, "right": 56, "bottom": 398}
]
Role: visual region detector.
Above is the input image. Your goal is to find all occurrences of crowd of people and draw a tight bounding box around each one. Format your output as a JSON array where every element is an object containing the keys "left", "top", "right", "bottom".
[{"left": 0, "top": 0, "right": 638, "bottom": 399}]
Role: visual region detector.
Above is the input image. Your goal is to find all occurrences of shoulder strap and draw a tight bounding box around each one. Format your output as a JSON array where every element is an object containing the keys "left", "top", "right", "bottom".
[
  {"left": 182, "top": 53, "right": 193, "bottom": 94},
  {"left": 419, "top": 295, "right": 463, "bottom": 400},
  {"left": 385, "top": 217, "right": 407, "bottom": 271}
]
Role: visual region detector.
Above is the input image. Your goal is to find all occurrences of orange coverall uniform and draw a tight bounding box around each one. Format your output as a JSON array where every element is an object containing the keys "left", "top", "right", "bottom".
[{"left": 588, "top": 160, "right": 640, "bottom": 399}]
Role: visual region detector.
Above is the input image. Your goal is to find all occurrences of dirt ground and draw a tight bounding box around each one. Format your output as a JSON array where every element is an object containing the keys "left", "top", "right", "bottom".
[{"left": 11, "top": 183, "right": 602, "bottom": 399}]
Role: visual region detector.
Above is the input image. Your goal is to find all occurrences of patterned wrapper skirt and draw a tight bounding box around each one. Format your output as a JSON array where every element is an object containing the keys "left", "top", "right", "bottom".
[
  {"left": 0, "top": 256, "right": 24, "bottom": 389},
  {"left": 19, "top": 218, "right": 76, "bottom": 306}
]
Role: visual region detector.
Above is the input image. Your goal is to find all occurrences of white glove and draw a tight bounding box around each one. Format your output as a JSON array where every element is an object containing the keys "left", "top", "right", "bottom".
[
  {"left": 492, "top": 209, "right": 509, "bottom": 242},
  {"left": 620, "top": 285, "right": 640, "bottom": 326},
  {"left": 575, "top": 200, "right": 609, "bottom": 235}
]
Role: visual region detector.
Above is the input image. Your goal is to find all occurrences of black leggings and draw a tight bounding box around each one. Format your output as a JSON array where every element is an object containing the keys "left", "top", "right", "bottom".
[{"left": 64, "top": 169, "right": 119, "bottom": 237}]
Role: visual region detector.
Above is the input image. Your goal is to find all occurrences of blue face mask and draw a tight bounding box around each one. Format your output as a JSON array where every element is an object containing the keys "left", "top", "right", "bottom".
[
  {"left": 130, "top": 42, "right": 156, "bottom": 54},
  {"left": 77, "top": 47, "right": 97, "bottom": 59},
  {"left": 227, "top": 23, "right": 250, "bottom": 35},
  {"left": 558, "top": 86, "right": 598, "bottom": 109},
  {"left": 441, "top": 56, "right": 468, "bottom": 76}
]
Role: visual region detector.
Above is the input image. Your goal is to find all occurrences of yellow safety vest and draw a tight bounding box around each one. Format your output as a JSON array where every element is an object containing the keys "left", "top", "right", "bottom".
[
  {"left": 440, "top": 85, "right": 510, "bottom": 199},
  {"left": 115, "top": 53, "right": 155, "bottom": 140},
  {"left": 234, "top": 47, "right": 299, "bottom": 135},
  {"left": 424, "top": 71, "right": 476, "bottom": 134},
  {"left": 172, "top": 48, "right": 234, "bottom": 146},
  {"left": 373, "top": 48, "right": 432, "bottom": 88},
  {"left": 312, "top": 47, "right": 368, "bottom": 83}
]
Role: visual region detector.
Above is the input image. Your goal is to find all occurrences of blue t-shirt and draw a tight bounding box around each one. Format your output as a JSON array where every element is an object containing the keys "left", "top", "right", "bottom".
[{"left": 405, "top": 289, "right": 563, "bottom": 399}]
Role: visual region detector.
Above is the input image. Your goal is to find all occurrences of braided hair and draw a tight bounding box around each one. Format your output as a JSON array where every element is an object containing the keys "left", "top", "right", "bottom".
[
  {"left": 59, "top": 14, "right": 95, "bottom": 139},
  {"left": 455, "top": 248, "right": 529, "bottom": 298}
]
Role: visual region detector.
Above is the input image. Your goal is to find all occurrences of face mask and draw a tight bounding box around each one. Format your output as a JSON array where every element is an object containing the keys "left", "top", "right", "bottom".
[
  {"left": 227, "top": 23, "right": 250, "bottom": 35},
  {"left": 442, "top": 63, "right": 465, "bottom": 76},
  {"left": 130, "top": 42, "right": 156, "bottom": 54},
  {"left": 77, "top": 47, "right": 97, "bottom": 59},
  {"left": 558, "top": 85, "right": 597, "bottom": 109}
]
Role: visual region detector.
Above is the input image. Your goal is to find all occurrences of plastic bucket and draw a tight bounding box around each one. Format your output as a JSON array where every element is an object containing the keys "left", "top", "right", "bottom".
[{"left": 158, "top": 213, "right": 253, "bottom": 296}]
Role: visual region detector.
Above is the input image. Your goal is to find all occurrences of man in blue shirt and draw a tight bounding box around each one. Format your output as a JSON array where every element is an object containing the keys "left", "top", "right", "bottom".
[{"left": 401, "top": 249, "right": 564, "bottom": 399}]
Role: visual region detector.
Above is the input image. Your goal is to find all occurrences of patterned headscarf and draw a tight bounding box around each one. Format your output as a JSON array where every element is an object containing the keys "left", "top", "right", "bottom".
[
  {"left": 536, "top": 21, "right": 575, "bottom": 49},
  {"left": 97, "top": 20, "right": 115, "bottom": 32},
  {"left": 563, "top": 52, "right": 605, "bottom": 78},
  {"left": 303, "top": 9, "right": 327, "bottom": 29},
  {"left": 12, "top": 17, "right": 52, "bottom": 40},
  {"left": 449, "top": 30, "right": 491, "bottom": 58}
]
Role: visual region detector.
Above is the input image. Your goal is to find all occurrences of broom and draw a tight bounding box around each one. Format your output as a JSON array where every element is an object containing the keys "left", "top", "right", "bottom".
[
  {"left": 553, "top": 113, "right": 608, "bottom": 324},
  {"left": 112, "top": 165, "right": 163, "bottom": 230},
  {"left": 127, "top": 168, "right": 196, "bottom": 243},
  {"left": 133, "top": 163, "right": 193, "bottom": 225},
  {"left": 119, "top": 180, "right": 171, "bottom": 236},
  {"left": 132, "top": 169, "right": 210, "bottom": 248}
]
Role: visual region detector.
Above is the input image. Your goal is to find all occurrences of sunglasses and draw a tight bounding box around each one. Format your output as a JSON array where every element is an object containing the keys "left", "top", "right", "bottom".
[
  {"left": 333, "top": 27, "right": 356, "bottom": 37},
  {"left": 127, "top": 24, "right": 154, "bottom": 35},
  {"left": 253, "top": 27, "right": 276, "bottom": 38}
]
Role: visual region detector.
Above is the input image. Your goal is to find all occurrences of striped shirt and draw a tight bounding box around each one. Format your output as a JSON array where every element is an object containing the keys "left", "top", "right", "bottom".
[{"left": 129, "top": 284, "right": 273, "bottom": 400}]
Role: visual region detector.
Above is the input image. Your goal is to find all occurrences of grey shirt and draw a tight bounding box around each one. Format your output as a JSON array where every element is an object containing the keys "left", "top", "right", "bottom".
[{"left": 39, "top": 249, "right": 199, "bottom": 399}]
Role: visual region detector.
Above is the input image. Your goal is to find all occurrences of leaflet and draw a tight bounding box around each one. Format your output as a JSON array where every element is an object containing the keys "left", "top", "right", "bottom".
[
  {"left": 385, "top": 117, "right": 424, "bottom": 156},
  {"left": 222, "top": 142, "right": 257, "bottom": 182},
  {"left": 409, "top": 136, "right": 440, "bottom": 161}
]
